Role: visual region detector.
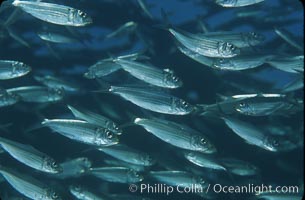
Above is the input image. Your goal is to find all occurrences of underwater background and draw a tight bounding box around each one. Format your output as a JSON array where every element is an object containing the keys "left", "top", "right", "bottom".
[{"left": 0, "top": 0, "right": 303, "bottom": 199}]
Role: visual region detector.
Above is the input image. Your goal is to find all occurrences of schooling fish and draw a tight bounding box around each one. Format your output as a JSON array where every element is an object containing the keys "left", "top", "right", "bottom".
[
  {"left": 134, "top": 118, "right": 216, "bottom": 153},
  {"left": 34, "top": 75, "right": 79, "bottom": 92},
  {"left": 37, "top": 31, "right": 78, "bottom": 43},
  {"left": 54, "top": 157, "right": 92, "bottom": 179},
  {"left": 215, "top": 0, "right": 265, "bottom": 7},
  {"left": 97, "top": 84, "right": 194, "bottom": 115},
  {"left": 98, "top": 144, "right": 156, "bottom": 166},
  {"left": 169, "top": 28, "right": 240, "bottom": 58},
  {"left": 6, "top": 86, "right": 64, "bottom": 103},
  {"left": 12, "top": 0, "right": 92, "bottom": 26},
  {"left": 68, "top": 105, "right": 122, "bottom": 135},
  {"left": 69, "top": 185, "right": 107, "bottom": 200},
  {"left": 0, "top": 60, "right": 31, "bottom": 80},
  {"left": 0, "top": 89, "right": 20, "bottom": 108},
  {"left": 0, "top": 167, "right": 62, "bottom": 200},
  {"left": 0, "top": 137, "right": 62, "bottom": 174},
  {"left": 114, "top": 58, "right": 183, "bottom": 88},
  {"left": 42, "top": 119, "right": 119, "bottom": 146},
  {"left": 88, "top": 167, "right": 143, "bottom": 183}
]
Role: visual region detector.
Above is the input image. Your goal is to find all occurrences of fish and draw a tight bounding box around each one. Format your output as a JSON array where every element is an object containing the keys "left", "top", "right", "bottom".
[
  {"left": 0, "top": 60, "right": 31, "bottom": 80},
  {"left": 0, "top": 137, "right": 62, "bottom": 174},
  {"left": 114, "top": 58, "right": 183, "bottom": 88},
  {"left": 37, "top": 31, "right": 78, "bottom": 43},
  {"left": 88, "top": 167, "right": 144, "bottom": 183},
  {"left": 0, "top": 166, "right": 62, "bottom": 200},
  {"left": 134, "top": 118, "right": 216, "bottom": 153},
  {"left": 41, "top": 119, "right": 119, "bottom": 146},
  {"left": 34, "top": 75, "right": 79, "bottom": 92},
  {"left": 6, "top": 86, "right": 64, "bottom": 103},
  {"left": 12, "top": 0, "right": 92, "bottom": 26},
  {"left": 103, "top": 158, "right": 146, "bottom": 172},
  {"left": 68, "top": 105, "right": 122, "bottom": 135},
  {"left": 223, "top": 117, "right": 299, "bottom": 152},
  {"left": 54, "top": 157, "right": 92, "bottom": 179},
  {"left": 98, "top": 144, "right": 156, "bottom": 166},
  {"left": 220, "top": 158, "right": 259, "bottom": 176},
  {"left": 178, "top": 44, "right": 272, "bottom": 70},
  {"left": 267, "top": 55, "right": 304, "bottom": 74},
  {"left": 105, "top": 21, "right": 138, "bottom": 39},
  {"left": 97, "top": 84, "right": 194, "bottom": 115},
  {"left": 136, "top": 0, "right": 153, "bottom": 19},
  {"left": 0, "top": 89, "right": 20, "bottom": 107},
  {"left": 274, "top": 27, "right": 304, "bottom": 51},
  {"left": 69, "top": 185, "right": 106, "bottom": 200},
  {"left": 215, "top": 0, "right": 265, "bottom": 7},
  {"left": 84, "top": 59, "right": 122, "bottom": 79},
  {"left": 199, "top": 31, "right": 265, "bottom": 48},
  {"left": 148, "top": 171, "right": 208, "bottom": 188},
  {"left": 169, "top": 28, "right": 240, "bottom": 58},
  {"left": 281, "top": 75, "right": 304, "bottom": 93},
  {"left": 197, "top": 93, "right": 302, "bottom": 117},
  {"left": 184, "top": 151, "right": 227, "bottom": 171}
]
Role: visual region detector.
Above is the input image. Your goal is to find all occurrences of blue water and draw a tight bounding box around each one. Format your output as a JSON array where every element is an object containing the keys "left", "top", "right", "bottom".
[{"left": 0, "top": 0, "right": 303, "bottom": 199}]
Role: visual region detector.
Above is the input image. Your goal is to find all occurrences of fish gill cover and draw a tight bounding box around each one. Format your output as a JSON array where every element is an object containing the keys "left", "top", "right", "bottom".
[{"left": 0, "top": 0, "right": 303, "bottom": 199}]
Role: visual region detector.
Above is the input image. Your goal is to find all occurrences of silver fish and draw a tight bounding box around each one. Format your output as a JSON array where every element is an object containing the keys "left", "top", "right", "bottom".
[
  {"left": 103, "top": 158, "right": 146, "bottom": 172},
  {"left": 0, "top": 60, "right": 31, "bottom": 80},
  {"left": 184, "top": 151, "right": 227, "bottom": 171},
  {"left": 54, "top": 157, "right": 92, "bottom": 179},
  {"left": 114, "top": 58, "right": 183, "bottom": 88},
  {"left": 0, "top": 89, "right": 20, "bottom": 107},
  {"left": 69, "top": 185, "right": 106, "bottom": 200},
  {"left": 101, "top": 85, "right": 194, "bottom": 115},
  {"left": 105, "top": 21, "right": 138, "bottom": 39},
  {"left": 0, "top": 137, "right": 62, "bottom": 174},
  {"left": 84, "top": 60, "right": 122, "bottom": 79},
  {"left": 169, "top": 28, "right": 240, "bottom": 58},
  {"left": 220, "top": 158, "right": 259, "bottom": 176},
  {"left": 37, "top": 31, "right": 77, "bottom": 43},
  {"left": 137, "top": 0, "right": 153, "bottom": 19},
  {"left": 6, "top": 86, "right": 64, "bottom": 103},
  {"left": 67, "top": 105, "right": 122, "bottom": 135},
  {"left": 281, "top": 75, "right": 304, "bottom": 93},
  {"left": 215, "top": 0, "right": 265, "bottom": 7},
  {"left": 223, "top": 117, "right": 298, "bottom": 152},
  {"left": 134, "top": 118, "right": 216, "bottom": 153},
  {"left": 267, "top": 55, "right": 304, "bottom": 74},
  {"left": 178, "top": 45, "right": 271, "bottom": 70},
  {"left": 98, "top": 144, "right": 155, "bottom": 166},
  {"left": 149, "top": 171, "right": 208, "bottom": 188},
  {"left": 275, "top": 27, "right": 304, "bottom": 51},
  {"left": 89, "top": 167, "right": 143, "bottom": 183},
  {"left": 0, "top": 167, "right": 62, "bottom": 200},
  {"left": 211, "top": 54, "right": 273, "bottom": 71},
  {"left": 12, "top": 0, "right": 92, "bottom": 26},
  {"left": 42, "top": 119, "right": 119, "bottom": 146},
  {"left": 197, "top": 94, "right": 302, "bottom": 117},
  {"left": 200, "top": 31, "right": 265, "bottom": 48},
  {"left": 34, "top": 76, "right": 79, "bottom": 92}
]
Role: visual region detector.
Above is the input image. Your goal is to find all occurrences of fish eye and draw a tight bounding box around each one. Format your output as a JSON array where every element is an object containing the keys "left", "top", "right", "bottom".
[
  {"left": 200, "top": 138, "right": 207, "bottom": 144},
  {"left": 272, "top": 139, "right": 279, "bottom": 147},
  {"left": 172, "top": 75, "right": 178, "bottom": 82},
  {"left": 239, "top": 102, "right": 247, "bottom": 108},
  {"left": 106, "top": 131, "right": 113, "bottom": 139},
  {"left": 181, "top": 101, "right": 188, "bottom": 107},
  {"left": 78, "top": 10, "right": 86, "bottom": 17},
  {"left": 51, "top": 161, "right": 58, "bottom": 168},
  {"left": 115, "top": 126, "right": 119, "bottom": 130}
]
